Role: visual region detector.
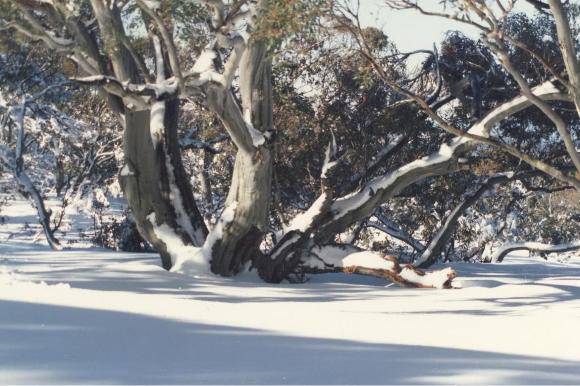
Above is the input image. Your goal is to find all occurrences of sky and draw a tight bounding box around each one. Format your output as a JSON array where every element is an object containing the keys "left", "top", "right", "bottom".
[{"left": 359, "top": 0, "right": 538, "bottom": 54}]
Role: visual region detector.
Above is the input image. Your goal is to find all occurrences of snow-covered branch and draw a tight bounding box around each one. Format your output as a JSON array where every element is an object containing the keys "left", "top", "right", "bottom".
[
  {"left": 317, "top": 80, "right": 574, "bottom": 238},
  {"left": 367, "top": 213, "right": 425, "bottom": 252},
  {"left": 488, "top": 241, "right": 580, "bottom": 263},
  {"left": 302, "top": 246, "right": 457, "bottom": 289},
  {"left": 0, "top": 85, "right": 67, "bottom": 250}
]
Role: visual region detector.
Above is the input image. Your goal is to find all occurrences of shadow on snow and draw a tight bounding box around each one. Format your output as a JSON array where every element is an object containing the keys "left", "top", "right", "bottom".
[{"left": 1, "top": 299, "right": 580, "bottom": 384}]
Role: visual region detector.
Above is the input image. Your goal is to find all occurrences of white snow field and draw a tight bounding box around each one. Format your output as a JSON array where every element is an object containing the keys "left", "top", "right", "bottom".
[{"left": 1, "top": 199, "right": 580, "bottom": 384}]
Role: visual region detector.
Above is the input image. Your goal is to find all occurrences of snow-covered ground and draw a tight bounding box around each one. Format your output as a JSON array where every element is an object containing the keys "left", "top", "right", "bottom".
[{"left": 1, "top": 198, "right": 580, "bottom": 384}]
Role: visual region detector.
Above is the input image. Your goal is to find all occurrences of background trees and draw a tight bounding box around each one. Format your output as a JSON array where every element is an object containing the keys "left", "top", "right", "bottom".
[{"left": 0, "top": 41, "right": 125, "bottom": 250}]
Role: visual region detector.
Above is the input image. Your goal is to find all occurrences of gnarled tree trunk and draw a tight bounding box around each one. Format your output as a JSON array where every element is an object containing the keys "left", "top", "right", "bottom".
[
  {"left": 120, "top": 101, "right": 207, "bottom": 269},
  {"left": 205, "top": 43, "right": 274, "bottom": 276}
]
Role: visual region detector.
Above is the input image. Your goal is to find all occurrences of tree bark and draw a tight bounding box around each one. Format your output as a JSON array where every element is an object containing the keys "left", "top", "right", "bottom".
[
  {"left": 207, "top": 148, "right": 272, "bottom": 276},
  {"left": 205, "top": 43, "right": 274, "bottom": 277},
  {"left": 120, "top": 101, "right": 208, "bottom": 270},
  {"left": 548, "top": 0, "right": 580, "bottom": 116}
]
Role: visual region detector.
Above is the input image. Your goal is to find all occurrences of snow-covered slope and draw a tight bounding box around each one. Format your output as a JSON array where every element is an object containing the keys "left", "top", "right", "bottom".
[{"left": 1, "top": 199, "right": 580, "bottom": 384}]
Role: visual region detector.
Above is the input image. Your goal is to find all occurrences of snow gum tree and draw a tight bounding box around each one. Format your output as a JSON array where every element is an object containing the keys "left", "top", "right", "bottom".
[{"left": 2, "top": 0, "right": 577, "bottom": 287}]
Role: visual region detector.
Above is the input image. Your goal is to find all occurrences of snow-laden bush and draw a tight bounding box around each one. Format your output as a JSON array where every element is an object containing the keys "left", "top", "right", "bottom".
[{"left": 0, "top": 45, "right": 135, "bottom": 249}]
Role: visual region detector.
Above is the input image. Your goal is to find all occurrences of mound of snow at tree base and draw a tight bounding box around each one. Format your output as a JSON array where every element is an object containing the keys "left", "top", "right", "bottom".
[{"left": 1, "top": 200, "right": 580, "bottom": 384}]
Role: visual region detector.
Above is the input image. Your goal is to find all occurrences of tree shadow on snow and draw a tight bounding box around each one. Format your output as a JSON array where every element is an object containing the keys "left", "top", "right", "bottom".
[{"left": 0, "top": 299, "right": 579, "bottom": 384}]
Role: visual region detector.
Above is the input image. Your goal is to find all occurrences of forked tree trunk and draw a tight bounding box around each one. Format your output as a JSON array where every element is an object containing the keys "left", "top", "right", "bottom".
[
  {"left": 208, "top": 149, "right": 272, "bottom": 276},
  {"left": 205, "top": 44, "right": 274, "bottom": 276},
  {"left": 89, "top": 0, "right": 210, "bottom": 269},
  {"left": 119, "top": 101, "right": 208, "bottom": 269}
]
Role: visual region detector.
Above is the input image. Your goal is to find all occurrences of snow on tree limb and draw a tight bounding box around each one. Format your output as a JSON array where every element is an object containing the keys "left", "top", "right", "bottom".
[
  {"left": 302, "top": 247, "right": 457, "bottom": 289},
  {"left": 367, "top": 213, "right": 425, "bottom": 252},
  {"left": 0, "top": 85, "right": 68, "bottom": 250},
  {"left": 324, "top": 80, "right": 571, "bottom": 232},
  {"left": 267, "top": 80, "right": 572, "bottom": 282},
  {"left": 488, "top": 241, "right": 580, "bottom": 263}
]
